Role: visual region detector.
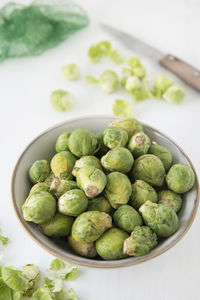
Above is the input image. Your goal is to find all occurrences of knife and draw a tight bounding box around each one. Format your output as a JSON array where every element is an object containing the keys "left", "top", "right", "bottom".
[{"left": 101, "top": 23, "right": 200, "bottom": 91}]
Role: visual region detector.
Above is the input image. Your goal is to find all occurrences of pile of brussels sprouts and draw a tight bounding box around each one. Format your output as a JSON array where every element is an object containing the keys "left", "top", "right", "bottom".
[{"left": 22, "top": 118, "right": 195, "bottom": 260}]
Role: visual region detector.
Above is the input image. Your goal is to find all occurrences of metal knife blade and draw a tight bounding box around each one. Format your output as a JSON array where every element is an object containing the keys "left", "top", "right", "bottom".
[{"left": 101, "top": 23, "right": 200, "bottom": 92}]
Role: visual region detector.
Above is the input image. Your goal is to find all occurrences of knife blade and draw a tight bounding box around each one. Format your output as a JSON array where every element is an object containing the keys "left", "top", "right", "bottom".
[{"left": 101, "top": 23, "right": 200, "bottom": 92}]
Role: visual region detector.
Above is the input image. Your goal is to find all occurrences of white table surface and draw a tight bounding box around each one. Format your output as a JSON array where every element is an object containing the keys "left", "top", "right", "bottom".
[{"left": 0, "top": 0, "right": 200, "bottom": 299}]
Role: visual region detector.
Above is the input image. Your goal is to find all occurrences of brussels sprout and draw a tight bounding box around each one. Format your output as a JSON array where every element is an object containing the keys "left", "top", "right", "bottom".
[
  {"left": 130, "top": 180, "right": 158, "bottom": 209},
  {"left": 68, "top": 128, "right": 99, "bottom": 157},
  {"left": 50, "top": 151, "right": 76, "bottom": 180},
  {"left": 61, "top": 63, "right": 80, "bottom": 80},
  {"left": 68, "top": 235, "right": 97, "bottom": 258},
  {"left": 132, "top": 154, "right": 166, "bottom": 187},
  {"left": 139, "top": 200, "right": 179, "bottom": 237},
  {"left": 95, "top": 132, "right": 110, "bottom": 157},
  {"left": 112, "top": 99, "right": 133, "bottom": 118},
  {"left": 163, "top": 84, "right": 185, "bottom": 103},
  {"left": 50, "top": 178, "right": 78, "bottom": 198},
  {"left": 154, "top": 74, "right": 174, "bottom": 94},
  {"left": 76, "top": 166, "right": 107, "bottom": 198},
  {"left": 45, "top": 172, "right": 55, "bottom": 187},
  {"left": 55, "top": 132, "right": 71, "bottom": 152},
  {"left": 71, "top": 211, "right": 112, "bottom": 242},
  {"left": 109, "top": 50, "right": 125, "bottom": 64},
  {"left": 72, "top": 156, "right": 102, "bottom": 177},
  {"left": 123, "top": 226, "right": 158, "bottom": 256},
  {"left": 109, "top": 118, "right": 143, "bottom": 137},
  {"left": 22, "top": 191, "right": 56, "bottom": 224},
  {"left": 29, "top": 182, "right": 50, "bottom": 196},
  {"left": 121, "top": 67, "right": 134, "bottom": 86},
  {"left": 50, "top": 90, "right": 75, "bottom": 111},
  {"left": 166, "top": 164, "right": 195, "bottom": 194},
  {"left": 87, "top": 196, "right": 113, "bottom": 214},
  {"left": 58, "top": 189, "right": 88, "bottom": 217},
  {"left": 113, "top": 205, "right": 143, "bottom": 233},
  {"left": 126, "top": 57, "right": 146, "bottom": 79},
  {"left": 158, "top": 190, "right": 182, "bottom": 212},
  {"left": 104, "top": 172, "right": 132, "bottom": 208},
  {"left": 148, "top": 144, "right": 172, "bottom": 171},
  {"left": 40, "top": 213, "right": 74, "bottom": 237},
  {"left": 101, "top": 147, "right": 134, "bottom": 173},
  {"left": 128, "top": 132, "right": 150, "bottom": 157},
  {"left": 88, "top": 40, "right": 111, "bottom": 62},
  {"left": 103, "top": 127, "right": 128, "bottom": 149},
  {"left": 98, "top": 70, "right": 119, "bottom": 93},
  {"left": 28, "top": 160, "right": 50, "bottom": 184},
  {"left": 96, "top": 228, "right": 129, "bottom": 260},
  {"left": 125, "top": 76, "right": 142, "bottom": 93}
]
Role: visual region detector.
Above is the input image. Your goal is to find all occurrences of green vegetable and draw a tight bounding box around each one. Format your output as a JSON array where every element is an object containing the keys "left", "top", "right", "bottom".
[
  {"left": 154, "top": 74, "right": 174, "bottom": 94},
  {"left": 131, "top": 154, "right": 166, "bottom": 187},
  {"left": 68, "top": 128, "right": 99, "bottom": 157},
  {"left": 95, "top": 132, "right": 110, "bottom": 157},
  {"left": 98, "top": 70, "right": 119, "bottom": 93},
  {"left": 128, "top": 132, "right": 150, "bottom": 157},
  {"left": 104, "top": 172, "right": 132, "bottom": 208},
  {"left": 55, "top": 132, "right": 71, "bottom": 152},
  {"left": 125, "top": 76, "right": 142, "bottom": 93},
  {"left": 29, "top": 160, "right": 50, "bottom": 184},
  {"left": 29, "top": 182, "right": 50, "bottom": 197},
  {"left": 130, "top": 90, "right": 147, "bottom": 102},
  {"left": 109, "top": 50, "right": 125, "bottom": 64},
  {"left": 166, "top": 164, "right": 195, "bottom": 193},
  {"left": 68, "top": 235, "right": 97, "bottom": 258},
  {"left": 88, "top": 40, "right": 111, "bottom": 62},
  {"left": 50, "top": 178, "right": 78, "bottom": 199},
  {"left": 103, "top": 126, "right": 129, "bottom": 149},
  {"left": 76, "top": 166, "right": 107, "bottom": 198},
  {"left": 71, "top": 211, "right": 112, "bottom": 242},
  {"left": 96, "top": 228, "right": 129, "bottom": 260},
  {"left": 67, "top": 288, "right": 78, "bottom": 300},
  {"left": 48, "top": 259, "right": 78, "bottom": 281},
  {"left": 139, "top": 201, "right": 179, "bottom": 237},
  {"left": 50, "top": 151, "right": 76, "bottom": 180},
  {"left": 113, "top": 205, "right": 143, "bottom": 233},
  {"left": 40, "top": 213, "right": 74, "bottom": 237},
  {"left": 101, "top": 147, "right": 134, "bottom": 173},
  {"left": 72, "top": 155, "right": 102, "bottom": 177},
  {"left": 32, "top": 277, "right": 67, "bottom": 300},
  {"left": 0, "top": 278, "right": 13, "bottom": 300},
  {"left": 58, "top": 189, "right": 88, "bottom": 217},
  {"left": 50, "top": 90, "right": 75, "bottom": 111},
  {"left": 87, "top": 196, "right": 113, "bottom": 214},
  {"left": 163, "top": 84, "right": 185, "bottom": 103},
  {"left": 158, "top": 190, "right": 182, "bottom": 212},
  {"left": 62, "top": 63, "right": 80, "bottom": 80},
  {"left": 109, "top": 118, "right": 143, "bottom": 137},
  {"left": 126, "top": 57, "right": 146, "bottom": 79},
  {"left": 112, "top": 99, "right": 133, "bottom": 118},
  {"left": 148, "top": 144, "right": 173, "bottom": 171},
  {"left": 0, "top": 231, "right": 9, "bottom": 246},
  {"left": 121, "top": 68, "right": 134, "bottom": 86},
  {"left": 130, "top": 180, "right": 158, "bottom": 209},
  {"left": 144, "top": 79, "right": 161, "bottom": 99},
  {"left": 124, "top": 226, "right": 157, "bottom": 256}
]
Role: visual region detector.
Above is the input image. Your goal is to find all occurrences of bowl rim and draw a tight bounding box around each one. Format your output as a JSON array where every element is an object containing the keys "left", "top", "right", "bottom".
[{"left": 11, "top": 114, "right": 200, "bottom": 268}]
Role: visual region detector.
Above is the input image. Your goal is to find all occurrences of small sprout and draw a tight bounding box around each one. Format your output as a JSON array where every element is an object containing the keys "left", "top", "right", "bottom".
[
  {"left": 68, "top": 235, "right": 97, "bottom": 258},
  {"left": 76, "top": 166, "right": 107, "bottom": 198},
  {"left": 126, "top": 57, "right": 146, "bottom": 79},
  {"left": 50, "top": 90, "right": 75, "bottom": 111},
  {"left": 87, "top": 196, "right": 113, "bottom": 215},
  {"left": 154, "top": 74, "right": 174, "bottom": 94},
  {"left": 88, "top": 40, "right": 111, "bottom": 62},
  {"left": 22, "top": 191, "right": 56, "bottom": 224},
  {"left": 109, "top": 49, "right": 125, "bottom": 64},
  {"left": 148, "top": 144, "right": 173, "bottom": 171},
  {"left": 61, "top": 63, "right": 80, "bottom": 80},
  {"left": 50, "top": 151, "right": 76, "bottom": 180},
  {"left": 58, "top": 189, "right": 88, "bottom": 217},
  {"left": 130, "top": 180, "right": 158, "bottom": 209},
  {"left": 99, "top": 70, "right": 119, "bottom": 93},
  {"left": 28, "top": 160, "right": 50, "bottom": 184},
  {"left": 130, "top": 90, "right": 147, "bottom": 102},
  {"left": 22, "top": 264, "right": 40, "bottom": 297},
  {"left": 166, "top": 164, "right": 195, "bottom": 193},
  {"left": 29, "top": 182, "right": 50, "bottom": 197},
  {"left": 96, "top": 228, "right": 129, "bottom": 260},
  {"left": 71, "top": 211, "right": 112, "bottom": 243},
  {"left": 128, "top": 132, "right": 151, "bottom": 157},
  {"left": 104, "top": 172, "right": 132, "bottom": 208},
  {"left": 40, "top": 213, "right": 74, "bottom": 237},
  {"left": 50, "top": 178, "right": 78, "bottom": 199},
  {"left": 48, "top": 258, "right": 78, "bottom": 281},
  {"left": 125, "top": 76, "right": 142, "bottom": 93},
  {"left": 113, "top": 205, "right": 143, "bottom": 233},
  {"left": 101, "top": 147, "right": 134, "bottom": 174},
  {"left": 103, "top": 126, "right": 129, "bottom": 149},
  {"left": 112, "top": 99, "right": 133, "bottom": 118},
  {"left": 72, "top": 155, "right": 102, "bottom": 177},
  {"left": 144, "top": 78, "right": 161, "bottom": 98},
  {"left": 158, "top": 190, "right": 182, "bottom": 213},
  {"left": 68, "top": 128, "right": 99, "bottom": 157},
  {"left": 163, "top": 84, "right": 185, "bottom": 103},
  {"left": 131, "top": 154, "right": 166, "bottom": 187},
  {"left": 124, "top": 226, "right": 158, "bottom": 256},
  {"left": 139, "top": 201, "right": 179, "bottom": 237},
  {"left": 55, "top": 132, "right": 72, "bottom": 152},
  {"left": 109, "top": 118, "right": 143, "bottom": 137}
]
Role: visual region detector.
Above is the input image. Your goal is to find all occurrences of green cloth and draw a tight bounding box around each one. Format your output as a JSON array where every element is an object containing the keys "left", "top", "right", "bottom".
[{"left": 0, "top": 0, "right": 89, "bottom": 62}]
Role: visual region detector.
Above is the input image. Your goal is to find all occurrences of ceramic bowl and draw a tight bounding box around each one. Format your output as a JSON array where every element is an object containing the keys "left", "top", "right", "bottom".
[{"left": 11, "top": 115, "right": 199, "bottom": 268}]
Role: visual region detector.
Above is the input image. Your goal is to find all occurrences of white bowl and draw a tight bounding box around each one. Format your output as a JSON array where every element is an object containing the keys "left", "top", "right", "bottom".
[{"left": 11, "top": 115, "right": 199, "bottom": 268}]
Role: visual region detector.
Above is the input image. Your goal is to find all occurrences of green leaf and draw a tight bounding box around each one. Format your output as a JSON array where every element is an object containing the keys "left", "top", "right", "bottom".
[
  {"left": 163, "top": 84, "right": 185, "bottom": 103},
  {"left": 0, "top": 234, "right": 9, "bottom": 246},
  {"left": 1, "top": 267, "right": 29, "bottom": 293},
  {"left": 112, "top": 99, "right": 133, "bottom": 118},
  {"left": 109, "top": 50, "right": 125, "bottom": 64},
  {"left": 48, "top": 259, "right": 78, "bottom": 281},
  {"left": 0, "top": 278, "right": 13, "bottom": 300},
  {"left": 85, "top": 75, "right": 98, "bottom": 84},
  {"left": 67, "top": 288, "right": 78, "bottom": 300}
]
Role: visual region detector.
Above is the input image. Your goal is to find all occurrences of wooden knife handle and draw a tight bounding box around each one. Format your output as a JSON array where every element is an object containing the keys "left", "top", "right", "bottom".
[{"left": 160, "top": 54, "right": 200, "bottom": 91}]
